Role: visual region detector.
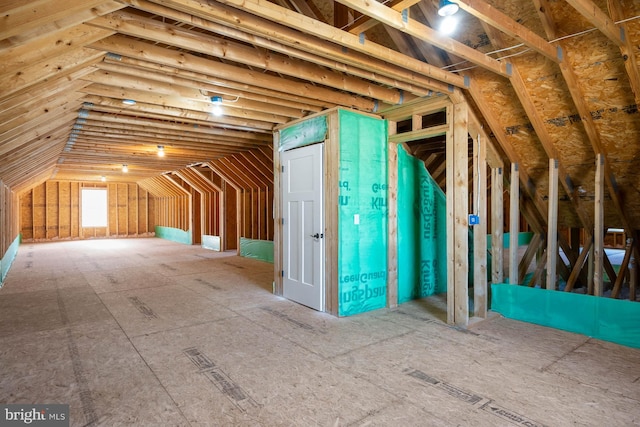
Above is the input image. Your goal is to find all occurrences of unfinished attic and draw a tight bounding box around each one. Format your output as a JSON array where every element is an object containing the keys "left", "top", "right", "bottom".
[{"left": 1, "top": 0, "right": 640, "bottom": 425}]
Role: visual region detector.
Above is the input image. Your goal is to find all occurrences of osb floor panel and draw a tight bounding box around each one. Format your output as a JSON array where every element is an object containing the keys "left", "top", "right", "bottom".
[{"left": 0, "top": 238, "right": 639, "bottom": 426}]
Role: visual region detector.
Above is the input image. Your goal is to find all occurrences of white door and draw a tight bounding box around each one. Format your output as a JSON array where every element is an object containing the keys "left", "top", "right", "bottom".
[{"left": 282, "top": 143, "right": 324, "bottom": 311}]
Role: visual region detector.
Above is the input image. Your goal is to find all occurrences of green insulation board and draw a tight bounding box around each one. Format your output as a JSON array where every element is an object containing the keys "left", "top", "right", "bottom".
[
  {"left": 492, "top": 284, "right": 640, "bottom": 349},
  {"left": 0, "top": 234, "right": 20, "bottom": 287},
  {"left": 279, "top": 115, "right": 327, "bottom": 152},
  {"left": 397, "top": 146, "right": 448, "bottom": 303},
  {"left": 338, "top": 110, "right": 388, "bottom": 316},
  {"left": 155, "top": 226, "right": 192, "bottom": 245},
  {"left": 240, "top": 238, "right": 274, "bottom": 263}
]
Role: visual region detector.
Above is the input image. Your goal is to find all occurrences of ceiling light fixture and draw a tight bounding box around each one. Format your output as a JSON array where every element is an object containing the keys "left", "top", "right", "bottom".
[
  {"left": 122, "top": 164, "right": 128, "bottom": 173},
  {"left": 438, "top": 0, "right": 459, "bottom": 16},
  {"left": 122, "top": 99, "right": 136, "bottom": 106},
  {"left": 157, "top": 145, "right": 165, "bottom": 157},
  {"left": 439, "top": 15, "right": 459, "bottom": 35},
  {"left": 101, "top": 176, "right": 106, "bottom": 182},
  {"left": 210, "top": 96, "right": 223, "bottom": 117}
]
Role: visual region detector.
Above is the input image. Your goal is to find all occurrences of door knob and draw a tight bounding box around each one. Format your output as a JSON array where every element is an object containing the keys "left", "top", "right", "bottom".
[{"left": 310, "top": 233, "right": 323, "bottom": 239}]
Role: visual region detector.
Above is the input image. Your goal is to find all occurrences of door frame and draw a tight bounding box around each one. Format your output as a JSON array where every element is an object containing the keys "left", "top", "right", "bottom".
[
  {"left": 273, "top": 108, "right": 343, "bottom": 315},
  {"left": 281, "top": 143, "right": 325, "bottom": 311}
]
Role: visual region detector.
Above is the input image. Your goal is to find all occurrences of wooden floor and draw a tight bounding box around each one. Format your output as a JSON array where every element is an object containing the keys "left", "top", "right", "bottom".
[{"left": 0, "top": 238, "right": 639, "bottom": 426}]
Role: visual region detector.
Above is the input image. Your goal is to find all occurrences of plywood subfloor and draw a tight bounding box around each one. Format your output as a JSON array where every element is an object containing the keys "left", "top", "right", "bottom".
[{"left": 1, "top": 238, "right": 639, "bottom": 426}]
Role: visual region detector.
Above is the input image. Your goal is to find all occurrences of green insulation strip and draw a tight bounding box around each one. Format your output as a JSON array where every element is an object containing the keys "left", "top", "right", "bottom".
[
  {"left": 0, "top": 234, "right": 20, "bottom": 287},
  {"left": 239, "top": 238, "right": 274, "bottom": 263},
  {"left": 155, "top": 226, "right": 192, "bottom": 245},
  {"left": 492, "top": 284, "right": 640, "bottom": 349},
  {"left": 338, "top": 110, "right": 388, "bottom": 316},
  {"left": 397, "top": 146, "right": 448, "bottom": 303},
  {"left": 279, "top": 115, "right": 327, "bottom": 152}
]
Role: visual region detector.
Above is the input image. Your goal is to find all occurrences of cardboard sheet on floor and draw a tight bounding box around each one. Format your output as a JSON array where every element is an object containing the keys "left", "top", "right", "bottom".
[
  {"left": 338, "top": 110, "right": 388, "bottom": 316},
  {"left": 397, "top": 146, "right": 447, "bottom": 303},
  {"left": 492, "top": 283, "right": 640, "bottom": 349}
]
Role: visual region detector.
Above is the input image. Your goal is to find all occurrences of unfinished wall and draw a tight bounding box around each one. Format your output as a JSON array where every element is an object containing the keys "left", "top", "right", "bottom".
[
  {"left": 20, "top": 181, "right": 156, "bottom": 242},
  {"left": 0, "top": 179, "right": 20, "bottom": 284}
]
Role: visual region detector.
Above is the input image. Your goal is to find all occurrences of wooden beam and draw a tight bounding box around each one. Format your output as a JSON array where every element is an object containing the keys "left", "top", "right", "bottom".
[
  {"left": 89, "top": 10, "right": 409, "bottom": 105},
  {"left": 123, "top": 0, "right": 453, "bottom": 95},
  {"left": 607, "top": 1, "right": 640, "bottom": 127},
  {"left": 215, "top": 0, "right": 466, "bottom": 88},
  {"left": 509, "top": 163, "right": 520, "bottom": 284},
  {"left": 519, "top": 233, "right": 543, "bottom": 284},
  {"left": 594, "top": 153, "right": 604, "bottom": 296},
  {"left": 491, "top": 166, "right": 504, "bottom": 284},
  {"left": 0, "top": 0, "right": 108, "bottom": 40},
  {"left": 473, "top": 130, "right": 487, "bottom": 318},
  {"left": 333, "top": 0, "right": 509, "bottom": 77},
  {"left": 387, "top": 135, "right": 399, "bottom": 309},
  {"left": 565, "top": 236, "right": 592, "bottom": 292},
  {"left": 89, "top": 35, "right": 376, "bottom": 112},
  {"left": 546, "top": 159, "right": 559, "bottom": 290},
  {"left": 611, "top": 238, "right": 633, "bottom": 299},
  {"left": 0, "top": 47, "right": 104, "bottom": 99},
  {"left": 455, "top": 0, "right": 559, "bottom": 62},
  {"left": 446, "top": 102, "right": 469, "bottom": 326},
  {"left": 565, "top": 0, "right": 624, "bottom": 46}
]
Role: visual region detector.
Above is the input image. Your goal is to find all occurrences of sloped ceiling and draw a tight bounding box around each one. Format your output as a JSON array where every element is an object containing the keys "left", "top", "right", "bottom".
[{"left": 1, "top": 0, "right": 639, "bottom": 230}]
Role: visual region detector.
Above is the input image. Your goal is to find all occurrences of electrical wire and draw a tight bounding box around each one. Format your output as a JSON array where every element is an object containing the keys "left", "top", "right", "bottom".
[{"left": 441, "top": 14, "right": 640, "bottom": 73}]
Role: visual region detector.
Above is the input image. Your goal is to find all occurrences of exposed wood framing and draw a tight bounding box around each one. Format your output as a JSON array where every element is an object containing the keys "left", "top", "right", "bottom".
[
  {"left": 509, "top": 163, "right": 520, "bottom": 285},
  {"left": 546, "top": 159, "right": 559, "bottom": 290},
  {"left": 446, "top": 102, "right": 469, "bottom": 326}
]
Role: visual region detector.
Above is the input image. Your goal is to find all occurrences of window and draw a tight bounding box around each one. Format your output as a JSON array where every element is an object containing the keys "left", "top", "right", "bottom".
[{"left": 81, "top": 188, "right": 108, "bottom": 227}]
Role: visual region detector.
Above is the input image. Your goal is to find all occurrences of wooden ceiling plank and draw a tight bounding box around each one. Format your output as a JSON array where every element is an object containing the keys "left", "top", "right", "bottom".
[
  {"left": 100, "top": 56, "right": 327, "bottom": 112},
  {"left": 121, "top": 0, "right": 444, "bottom": 98},
  {"left": 89, "top": 35, "right": 376, "bottom": 111},
  {"left": 0, "top": 47, "right": 104, "bottom": 99},
  {"left": 0, "top": 67, "right": 95, "bottom": 114},
  {"left": 78, "top": 124, "right": 265, "bottom": 148},
  {"left": 213, "top": 0, "right": 466, "bottom": 88},
  {"left": 0, "top": 127, "right": 69, "bottom": 169},
  {"left": 0, "top": 1, "right": 124, "bottom": 50},
  {"left": 81, "top": 112, "right": 271, "bottom": 142},
  {"left": 0, "top": 111, "right": 76, "bottom": 158},
  {"left": 88, "top": 10, "right": 406, "bottom": 105},
  {"left": 0, "top": 0, "right": 108, "bottom": 41},
  {"left": 0, "top": 90, "right": 84, "bottom": 135},
  {"left": 0, "top": 25, "right": 113, "bottom": 77},
  {"left": 455, "top": 0, "right": 558, "bottom": 62},
  {"left": 82, "top": 69, "right": 307, "bottom": 119},
  {"left": 80, "top": 82, "right": 292, "bottom": 124},
  {"left": 0, "top": 79, "right": 89, "bottom": 128},
  {"left": 83, "top": 95, "right": 275, "bottom": 132},
  {"left": 129, "top": 0, "right": 453, "bottom": 94},
  {"left": 332, "top": 0, "right": 509, "bottom": 77},
  {"left": 13, "top": 169, "right": 56, "bottom": 195},
  {"left": 84, "top": 105, "right": 270, "bottom": 134}
]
